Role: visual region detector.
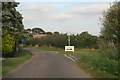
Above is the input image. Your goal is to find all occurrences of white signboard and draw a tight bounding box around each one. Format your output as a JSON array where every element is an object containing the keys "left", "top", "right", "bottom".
[{"left": 65, "top": 46, "right": 74, "bottom": 52}]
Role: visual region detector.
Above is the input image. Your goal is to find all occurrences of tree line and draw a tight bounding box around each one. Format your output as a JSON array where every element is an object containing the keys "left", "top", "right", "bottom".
[{"left": 25, "top": 30, "right": 98, "bottom": 49}]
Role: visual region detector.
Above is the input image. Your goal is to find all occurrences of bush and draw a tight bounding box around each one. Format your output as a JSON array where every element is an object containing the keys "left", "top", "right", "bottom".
[
  {"left": 79, "top": 52, "right": 118, "bottom": 76},
  {"left": 2, "top": 34, "right": 15, "bottom": 57},
  {"left": 98, "top": 39, "right": 118, "bottom": 60},
  {"left": 25, "top": 34, "right": 68, "bottom": 48}
]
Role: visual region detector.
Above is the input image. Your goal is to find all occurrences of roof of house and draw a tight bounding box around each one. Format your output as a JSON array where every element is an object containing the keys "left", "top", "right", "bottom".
[{"left": 33, "top": 34, "right": 47, "bottom": 38}]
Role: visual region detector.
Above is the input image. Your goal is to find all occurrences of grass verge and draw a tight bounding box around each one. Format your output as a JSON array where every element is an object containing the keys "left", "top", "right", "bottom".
[
  {"left": 30, "top": 46, "right": 97, "bottom": 54},
  {"left": 77, "top": 62, "right": 118, "bottom": 78},
  {"left": 77, "top": 51, "right": 118, "bottom": 78},
  {"left": 2, "top": 50, "right": 32, "bottom": 76}
]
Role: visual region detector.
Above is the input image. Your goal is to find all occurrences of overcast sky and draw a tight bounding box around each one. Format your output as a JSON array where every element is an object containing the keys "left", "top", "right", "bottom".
[{"left": 16, "top": 0, "right": 116, "bottom": 36}]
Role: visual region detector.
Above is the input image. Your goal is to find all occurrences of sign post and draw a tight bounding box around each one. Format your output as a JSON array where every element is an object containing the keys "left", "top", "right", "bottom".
[
  {"left": 68, "top": 35, "right": 70, "bottom": 46},
  {"left": 65, "top": 33, "right": 74, "bottom": 52},
  {"left": 65, "top": 46, "right": 74, "bottom": 52}
]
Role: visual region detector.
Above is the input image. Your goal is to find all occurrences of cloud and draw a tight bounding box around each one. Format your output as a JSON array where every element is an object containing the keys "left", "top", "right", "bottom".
[
  {"left": 69, "top": 4, "right": 110, "bottom": 15},
  {"left": 21, "top": 3, "right": 110, "bottom": 23},
  {"left": 21, "top": 4, "right": 61, "bottom": 23},
  {"left": 19, "top": 3, "right": 111, "bottom": 35},
  {"left": 52, "top": 4, "right": 110, "bottom": 20},
  {"left": 22, "top": 4, "right": 59, "bottom": 13},
  {"left": 53, "top": 13, "right": 73, "bottom": 20}
]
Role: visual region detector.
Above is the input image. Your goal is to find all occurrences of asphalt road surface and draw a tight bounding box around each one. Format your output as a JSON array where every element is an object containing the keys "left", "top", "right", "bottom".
[{"left": 4, "top": 47, "right": 91, "bottom": 78}]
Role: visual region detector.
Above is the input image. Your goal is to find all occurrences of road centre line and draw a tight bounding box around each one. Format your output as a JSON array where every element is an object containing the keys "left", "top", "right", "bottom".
[{"left": 64, "top": 54, "right": 75, "bottom": 62}]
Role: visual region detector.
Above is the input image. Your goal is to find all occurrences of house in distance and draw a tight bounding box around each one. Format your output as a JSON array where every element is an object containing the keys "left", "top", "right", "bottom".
[{"left": 33, "top": 34, "right": 47, "bottom": 38}]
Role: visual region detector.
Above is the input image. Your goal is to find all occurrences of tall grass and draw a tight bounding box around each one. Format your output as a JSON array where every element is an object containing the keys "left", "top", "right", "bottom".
[
  {"left": 77, "top": 38, "right": 119, "bottom": 78},
  {"left": 78, "top": 50, "right": 118, "bottom": 78}
]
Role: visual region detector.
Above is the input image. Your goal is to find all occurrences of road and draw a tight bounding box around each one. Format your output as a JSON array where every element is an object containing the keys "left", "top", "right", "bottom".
[{"left": 4, "top": 47, "right": 91, "bottom": 78}]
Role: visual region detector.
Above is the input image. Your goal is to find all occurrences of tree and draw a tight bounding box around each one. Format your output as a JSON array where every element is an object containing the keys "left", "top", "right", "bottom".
[
  {"left": 46, "top": 32, "right": 53, "bottom": 35},
  {"left": 2, "top": 2, "right": 24, "bottom": 57},
  {"left": 76, "top": 31, "right": 98, "bottom": 48},
  {"left": 26, "top": 28, "right": 32, "bottom": 33},
  {"left": 99, "top": 1, "right": 120, "bottom": 60},
  {"left": 25, "top": 28, "right": 33, "bottom": 37},
  {"left": 32, "top": 28, "right": 45, "bottom": 35},
  {"left": 100, "top": 1, "right": 120, "bottom": 45},
  {"left": 2, "top": 2, "right": 24, "bottom": 34},
  {"left": 70, "top": 34, "right": 79, "bottom": 47},
  {"left": 54, "top": 31, "right": 60, "bottom": 35}
]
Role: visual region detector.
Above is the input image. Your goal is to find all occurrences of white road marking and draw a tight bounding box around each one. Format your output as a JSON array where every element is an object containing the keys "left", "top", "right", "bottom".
[
  {"left": 69, "top": 55, "right": 78, "bottom": 60},
  {"left": 64, "top": 54, "right": 75, "bottom": 62}
]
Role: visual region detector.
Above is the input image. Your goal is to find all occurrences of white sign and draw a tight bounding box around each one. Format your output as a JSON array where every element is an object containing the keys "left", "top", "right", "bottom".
[{"left": 65, "top": 46, "right": 74, "bottom": 52}]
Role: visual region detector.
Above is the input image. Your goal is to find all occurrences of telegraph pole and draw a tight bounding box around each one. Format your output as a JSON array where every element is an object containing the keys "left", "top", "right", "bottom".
[{"left": 68, "top": 34, "right": 70, "bottom": 46}]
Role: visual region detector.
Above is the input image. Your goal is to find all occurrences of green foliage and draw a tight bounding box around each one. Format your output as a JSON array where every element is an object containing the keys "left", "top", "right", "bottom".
[
  {"left": 2, "top": 2, "right": 24, "bottom": 33},
  {"left": 98, "top": 1, "right": 119, "bottom": 61},
  {"left": 78, "top": 52, "right": 118, "bottom": 76},
  {"left": 49, "top": 34, "right": 68, "bottom": 48},
  {"left": 78, "top": 2, "right": 120, "bottom": 77},
  {"left": 54, "top": 31, "right": 60, "bottom": 35},
  {"left": 46, "top": 32, "right": 53, "bottom": 35},
  {"left": 2, "top": 50, "right": 32, "bottom": 76},
  {"left": 31, "top": 46, "right": 63, "bottom": 52},
  {"left": 25, "top": 31, "right": 98, "bottom": 49},
  {"left": 77, "top": 61, "right": 117, "bottom": 78},
  {"left": 32, "top": 28, "right": 45, "bottom": 35},
  {"left": 2, "top": 31, "right": 15, "bottom": 57},
  {"left": 98, "top": 38, "right": 118, "bottom": 60},
  {"left": 78, "top": 2, "right": 120, "bottom": 78},
  {"left": 2, "top": 2, "right": 25, "bottom": 57},
  {"left": 26, "top": 34, "right": 68, "bottom": 48},
  {"left": 76, "top": 31, "right": 98, "bottom": 48},
  {"left": 28, "top": 38, "right": 41, "bottom": 46},
  {"left": 101, "top": 1, "right": 120, "bottom": 44}
]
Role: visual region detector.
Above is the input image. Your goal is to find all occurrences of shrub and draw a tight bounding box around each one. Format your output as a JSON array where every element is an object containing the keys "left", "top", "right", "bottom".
[
  {"left": 2, "top": 34, "right": 15, "bottom": 57},
  {"left": 79, "top": 52, "right": 118, "bottom": 76},
  {"left": 98, "top": 39, "right": 118, "bottom": 60},
  {"left": 25, "top": 34, "right": 68, "bottom": 48}
]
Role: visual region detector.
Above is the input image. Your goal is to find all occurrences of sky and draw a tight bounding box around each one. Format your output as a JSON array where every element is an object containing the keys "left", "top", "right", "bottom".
[{"left": 16, "top": 0, "right": 116, "bottom": 36}]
